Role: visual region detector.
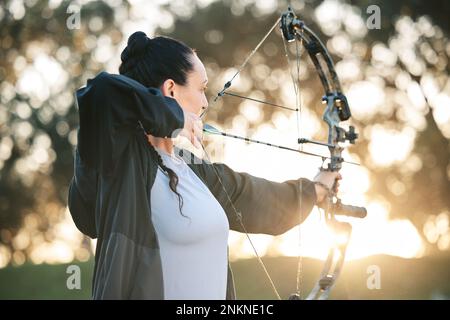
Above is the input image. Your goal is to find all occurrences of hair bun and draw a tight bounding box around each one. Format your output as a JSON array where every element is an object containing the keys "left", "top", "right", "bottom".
[{"left": 121, "top": 31, "right": 151, "bottom": 62}]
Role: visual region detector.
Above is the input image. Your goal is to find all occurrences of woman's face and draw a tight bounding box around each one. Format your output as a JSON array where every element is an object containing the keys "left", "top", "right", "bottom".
[{"left": 160, "top": 53, "right": 208, "bottom": 117}]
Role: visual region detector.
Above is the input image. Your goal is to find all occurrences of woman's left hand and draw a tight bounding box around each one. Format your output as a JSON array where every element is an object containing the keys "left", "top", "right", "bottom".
[{"left": 313, "top": 170, "right": 342, "bottom": 204}]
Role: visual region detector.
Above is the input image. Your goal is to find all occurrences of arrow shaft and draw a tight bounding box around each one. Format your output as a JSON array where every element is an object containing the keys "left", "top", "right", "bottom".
[
  {"left": 204, "top": 126, "right": 360, "bottom": 166},
  {"left": 205, "top": 128, "right": 328, "bottom": 161}
]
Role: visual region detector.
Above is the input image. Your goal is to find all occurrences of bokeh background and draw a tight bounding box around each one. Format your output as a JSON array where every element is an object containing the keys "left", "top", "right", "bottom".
[{"left": 0, "top": 0, "right": 449, "bottom": 299}]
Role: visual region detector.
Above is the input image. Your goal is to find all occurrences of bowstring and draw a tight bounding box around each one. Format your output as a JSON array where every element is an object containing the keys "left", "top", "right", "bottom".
[
  {"left": 200, "top": 17, "right": 281, "bottom": 120},
  {"left": 281, "top": 20, "right": 305, "bottom": 299},
  {"left": 200, "top": 143, "right": 282, "bottom": 300},
  {"left": 223, "top": 17, "right": 281, "bottom": 92},
  {"left": 295, "top": 27, "right": 305, "bottom": 300}
]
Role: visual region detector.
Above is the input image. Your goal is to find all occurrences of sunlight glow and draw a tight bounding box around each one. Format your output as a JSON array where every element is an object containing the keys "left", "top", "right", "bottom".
[
  {"left": 423, "top": 212, "right": 450, "bottom": 250},
  {"left": 259, "top": 200, "right": 424, "bottom": 261},
  {"left": 347, "top": 81, "right": 385, "bottom": 121},
  {"left": 16, "top": 53, "right": 68, "bottom": 101},
  {"left": 430, "top": 93, "right": 450, "bottom": 138},
  {"left": 216, "top": 110, "right": 424, "bottom": 261},
  {"left": 27, "top": 208, "right": 85, "bottom": 265},
  {"left": 368, "top": 125, "right": 416, "bottom": 167}
]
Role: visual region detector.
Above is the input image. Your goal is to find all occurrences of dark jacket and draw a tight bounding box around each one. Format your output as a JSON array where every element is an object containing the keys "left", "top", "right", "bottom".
[{"left": 68, "top": 72, "right": 318, "bottom": 299}]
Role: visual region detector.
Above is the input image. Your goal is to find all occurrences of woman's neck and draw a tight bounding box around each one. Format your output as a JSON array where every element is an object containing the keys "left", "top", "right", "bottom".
[{"left": 147, "top": 135, "right": 174, "bottom": 155}]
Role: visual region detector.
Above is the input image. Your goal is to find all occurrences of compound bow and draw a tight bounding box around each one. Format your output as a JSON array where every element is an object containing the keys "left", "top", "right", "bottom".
[{"left": 199, "top": 6, "right": 367, "bottom": 300}]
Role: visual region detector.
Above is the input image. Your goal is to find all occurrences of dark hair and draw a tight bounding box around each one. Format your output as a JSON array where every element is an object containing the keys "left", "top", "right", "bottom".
[
  {"left": 154, "top": 151, "right": 187, "bottom": 219},
  {"left": 119, "top": 31, "right": 195, "bottom": 87},
  {"left": 121, "top": 31, "right": 195, "bottom": 217}
]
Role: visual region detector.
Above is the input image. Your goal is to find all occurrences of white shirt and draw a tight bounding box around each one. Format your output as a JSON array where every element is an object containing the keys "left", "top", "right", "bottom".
[{"left": 150, "top": 148, "right": 229, "bottom": 300}]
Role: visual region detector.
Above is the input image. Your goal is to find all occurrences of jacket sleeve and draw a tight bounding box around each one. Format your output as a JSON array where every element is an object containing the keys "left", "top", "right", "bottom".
[
  {"left": 75, "top": 72, "right": 184, "bottom": 175},
  {"left": 185, "top": 150, "right": 318, "bottom": 236},
  {"left": 68, "top": 148, "right": 98, "bottom": 238}
]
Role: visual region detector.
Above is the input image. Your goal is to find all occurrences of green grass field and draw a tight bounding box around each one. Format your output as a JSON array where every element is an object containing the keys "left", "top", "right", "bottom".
[{"left": 0, "top": 255, "right": 449, "bottom": 299}]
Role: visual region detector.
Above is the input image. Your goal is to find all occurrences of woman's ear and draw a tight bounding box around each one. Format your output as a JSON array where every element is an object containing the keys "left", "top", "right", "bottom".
[{"left": 160, "top": 79, "right": 176, "bottom": 98}]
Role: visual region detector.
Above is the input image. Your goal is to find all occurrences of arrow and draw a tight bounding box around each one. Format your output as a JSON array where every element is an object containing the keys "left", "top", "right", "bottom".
[{"left": 203, "top": 124, "right": 359, "bottom": 166}]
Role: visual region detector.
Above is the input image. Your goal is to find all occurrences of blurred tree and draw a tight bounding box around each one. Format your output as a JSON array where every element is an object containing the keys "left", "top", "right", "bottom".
[{"left": 0, "top": 0, "right": 125, "bottom": 264}]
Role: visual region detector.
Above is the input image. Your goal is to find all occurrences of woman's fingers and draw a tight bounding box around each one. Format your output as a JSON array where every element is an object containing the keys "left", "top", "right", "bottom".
[
  {"left": 314, "top": 170, "right": 343, "bottom": 194},
  {"left": 333, "top": 181, "right": 340, "bottom": 193},
  {"left": 192, "top": 117, "right": 203, "bottom": 148},
  {"left": 332, "top": 173, "right": 340, "bottom": 192},
  {"left": 180, "top": 110, "right": 203, "bottom": 150}
]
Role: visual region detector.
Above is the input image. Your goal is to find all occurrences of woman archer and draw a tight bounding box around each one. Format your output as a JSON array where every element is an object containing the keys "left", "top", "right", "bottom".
[{"left": 68, "top": 31, "right": 341, "bottom": 300}]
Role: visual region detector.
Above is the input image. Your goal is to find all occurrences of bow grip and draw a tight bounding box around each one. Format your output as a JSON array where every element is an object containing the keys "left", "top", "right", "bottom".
[{"left": 334, "top": 200, "right": 367, "bottom": 218}]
